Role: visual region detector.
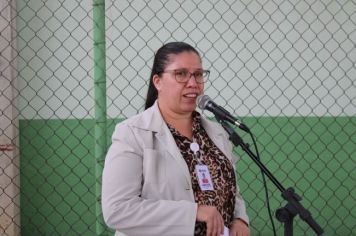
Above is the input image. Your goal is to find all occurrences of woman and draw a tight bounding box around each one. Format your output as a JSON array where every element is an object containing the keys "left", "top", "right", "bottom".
[{"left": 102, "top": 42, "right": 250, "bottom": 236}]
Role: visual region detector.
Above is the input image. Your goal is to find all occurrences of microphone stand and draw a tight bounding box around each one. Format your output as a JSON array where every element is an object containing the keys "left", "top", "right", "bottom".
[{"left": 218, "top": 120, "right": 324, "bottom": 236}]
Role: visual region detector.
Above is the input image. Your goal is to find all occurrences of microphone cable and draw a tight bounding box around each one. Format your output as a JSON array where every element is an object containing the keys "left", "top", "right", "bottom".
[{"left": 247, "top": 129, "right": 277, "bottom": 236}]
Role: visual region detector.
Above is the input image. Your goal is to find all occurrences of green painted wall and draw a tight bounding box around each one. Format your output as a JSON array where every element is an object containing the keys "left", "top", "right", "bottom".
[
  {"left": 19, "top": 117, "right": 355, "bottom": 235},
  {"left": 20, "top": 119, "right": 98, "bottom": 235}
]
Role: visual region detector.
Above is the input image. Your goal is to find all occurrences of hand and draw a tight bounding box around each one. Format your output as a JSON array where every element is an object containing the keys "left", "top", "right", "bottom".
[
  {"left": 229, "top": 218, "right": 250, "bottom": 236},
  {"left": 196, "top": 205, "right": 224, "bottom": 236}
]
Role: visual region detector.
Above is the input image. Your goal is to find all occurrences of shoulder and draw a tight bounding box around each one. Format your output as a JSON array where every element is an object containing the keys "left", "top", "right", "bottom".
[
  {"left": 113, "top": 102, "right": 164, "bottom": 138},
  {"left": 200, "top": 114, "right": 227, "bottom": 137},
  {"left": 109, "top": 108, "right": 154, "bottom": 154},
  {"left": 118, "top": 109, "right": 150, "bottom": 128}
]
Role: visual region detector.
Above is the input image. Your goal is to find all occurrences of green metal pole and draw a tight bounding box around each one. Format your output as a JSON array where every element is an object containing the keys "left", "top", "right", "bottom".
[{"left": 93, "top": 0, "right": 106, "bottom": 235}]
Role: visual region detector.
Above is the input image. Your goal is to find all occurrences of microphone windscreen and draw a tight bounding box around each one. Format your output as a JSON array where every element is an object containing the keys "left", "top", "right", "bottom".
[{"left": 197, "top": 94, "right": 211, "bottom": 109}]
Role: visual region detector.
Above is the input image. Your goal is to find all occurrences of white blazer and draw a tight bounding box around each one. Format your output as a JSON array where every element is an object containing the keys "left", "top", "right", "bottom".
[{"left": 102, "top": 101, "right": 249, "bottom": 236}]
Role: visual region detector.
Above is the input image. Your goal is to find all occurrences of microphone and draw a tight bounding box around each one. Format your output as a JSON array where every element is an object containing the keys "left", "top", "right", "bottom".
[{"left": 197, "top": 94, "right": 250, "bottom": 132}]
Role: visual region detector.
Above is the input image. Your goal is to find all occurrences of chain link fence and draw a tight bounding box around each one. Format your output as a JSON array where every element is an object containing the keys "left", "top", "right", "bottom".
[{"left": 1, "top": 0, "right": 355, "bottom": 235}]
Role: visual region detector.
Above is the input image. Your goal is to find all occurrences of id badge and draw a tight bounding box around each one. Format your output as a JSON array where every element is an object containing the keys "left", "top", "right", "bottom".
[
  {"left": 222, "top": 226, "right": 229, "bottom": 236},
  {"left": 195, "top": 164, "right": 214, "bottom": 191}
]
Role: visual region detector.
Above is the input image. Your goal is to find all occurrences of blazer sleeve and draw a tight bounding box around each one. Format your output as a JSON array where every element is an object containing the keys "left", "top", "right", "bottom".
[
  {"left": 225, "top": 134, "right": 250, "bottom": 225},
  {"left": 233, "top": 176, "right": 250, "bottom": 225},
  {"left": 101, "top": 122, "right": 197, "bottom": 236}
]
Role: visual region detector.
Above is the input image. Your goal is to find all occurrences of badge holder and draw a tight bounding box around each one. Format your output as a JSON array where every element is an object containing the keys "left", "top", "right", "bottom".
[{"left": 190, "top": 141, "right": 215, "bottom": 191}]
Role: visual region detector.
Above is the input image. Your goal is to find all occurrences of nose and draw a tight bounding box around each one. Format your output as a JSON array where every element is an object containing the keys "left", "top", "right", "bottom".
[{"left": 186, "top": 73, "right": 199, "bottom": 87}]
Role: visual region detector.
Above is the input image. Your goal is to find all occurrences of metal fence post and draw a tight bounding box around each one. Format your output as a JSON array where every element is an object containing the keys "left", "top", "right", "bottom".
[
  {"left": 0, "top": 1, "right": 20, "bottom": 235},
  {"left": 93, "top": 0, "right": 106, "bottom": 234}
]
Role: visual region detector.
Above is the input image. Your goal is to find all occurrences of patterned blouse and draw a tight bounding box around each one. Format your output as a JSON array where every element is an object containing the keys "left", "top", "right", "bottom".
[{"left": 167, "top": 111, "right": 237, "bottom": 236}]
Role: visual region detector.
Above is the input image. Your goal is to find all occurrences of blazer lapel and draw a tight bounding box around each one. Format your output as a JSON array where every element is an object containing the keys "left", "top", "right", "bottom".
[
  {"left": 201, "top": 117, "right": 230, "bottom": 158},
  {"left": 136, "top": 101, "right": 193, "bottom": 186},
  {"left": 155, "top": 127, "right": 192, "bottom": 184}
]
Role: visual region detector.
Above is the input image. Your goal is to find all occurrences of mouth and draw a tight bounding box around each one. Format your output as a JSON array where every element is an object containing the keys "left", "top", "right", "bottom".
[{"left": 183, "top": 93, "right": 199, "bottom": 98}]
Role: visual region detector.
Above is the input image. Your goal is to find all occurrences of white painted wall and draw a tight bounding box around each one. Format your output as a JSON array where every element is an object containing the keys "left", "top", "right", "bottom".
[
  {"left": 16, "top": 0, "right": 94, "bottom": 119},
  {"left": 16, "top": 0, "right": 356, "bottom": 119}
]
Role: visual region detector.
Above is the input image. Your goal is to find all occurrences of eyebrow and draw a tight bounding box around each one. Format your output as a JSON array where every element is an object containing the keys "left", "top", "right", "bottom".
[{"left": 171, "top": 68, "right": 204, "bottom": 71}]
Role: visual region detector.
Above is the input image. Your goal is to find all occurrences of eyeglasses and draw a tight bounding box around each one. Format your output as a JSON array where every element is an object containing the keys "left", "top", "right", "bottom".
[{"left": 161, "top": 69, "right": 210, "bottom": 83}]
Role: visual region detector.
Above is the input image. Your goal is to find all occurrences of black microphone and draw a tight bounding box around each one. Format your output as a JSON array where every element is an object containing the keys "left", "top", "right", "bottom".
[{"left": 197, "top": 94, "right": 250, "bottom": 132}]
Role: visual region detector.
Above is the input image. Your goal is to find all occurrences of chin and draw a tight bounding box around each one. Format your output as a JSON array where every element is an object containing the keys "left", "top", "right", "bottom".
[{"left": 181, "top": 104, "right": 197, "bottom": 113}]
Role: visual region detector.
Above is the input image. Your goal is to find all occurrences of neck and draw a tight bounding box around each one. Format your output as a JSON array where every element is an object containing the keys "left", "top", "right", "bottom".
[{"left": 158, "top": 102, "right": 194, "bottom": 140}]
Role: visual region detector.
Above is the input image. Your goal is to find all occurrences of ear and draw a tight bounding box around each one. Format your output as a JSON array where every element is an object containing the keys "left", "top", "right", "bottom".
[{"left": 152, "top": 74, "right": 161, "bottom": 91}]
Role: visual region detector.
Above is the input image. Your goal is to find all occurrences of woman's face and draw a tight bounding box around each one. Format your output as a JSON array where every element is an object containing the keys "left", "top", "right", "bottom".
[{"left": 153, "top": 51, "right": 204, "bottom": 116}]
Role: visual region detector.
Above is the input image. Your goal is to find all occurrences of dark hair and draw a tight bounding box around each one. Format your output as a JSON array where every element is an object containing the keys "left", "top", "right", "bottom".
[{"left": 144, "top": 42, "right": 201, "bottom": 109}]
